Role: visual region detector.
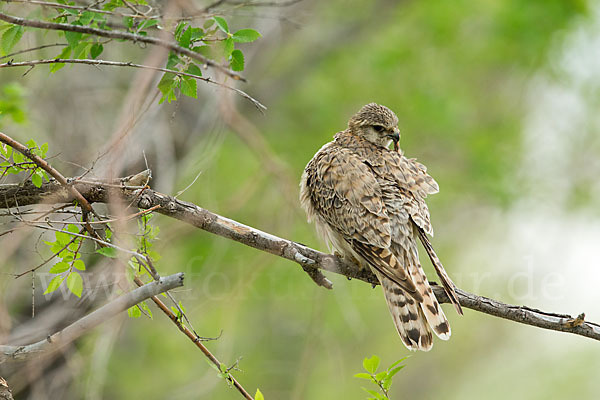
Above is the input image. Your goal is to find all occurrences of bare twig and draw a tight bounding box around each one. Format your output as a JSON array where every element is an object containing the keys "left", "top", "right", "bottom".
[
  {"left": 0, "top": 273, "right": 185, "bottom": 363},
  {"left": 0, "top": 42, "right": 67, "bottom": 61},
  {"left": 0, "top": 59, "right": 266, "bottom": 110},
  {"left": 132, "top": 276, "right": 254, "bottom": 400},
  {"left": 2, "top": 172, "right": 599, "bottom": 342},
  {"left": 0, "top": 11, "right": 244, "bottom": 81}
]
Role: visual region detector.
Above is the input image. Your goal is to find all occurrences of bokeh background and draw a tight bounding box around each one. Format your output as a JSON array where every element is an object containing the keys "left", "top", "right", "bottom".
[{"left": 1, "top": 0, "right": 600, "bottom": 399}]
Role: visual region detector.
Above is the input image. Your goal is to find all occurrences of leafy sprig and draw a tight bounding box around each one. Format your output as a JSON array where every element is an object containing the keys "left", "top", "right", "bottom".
[
  {"left": 0, "top": 138, "right": 50, "bottom": 187},
  {"left": 355, "top": 355, "right": 408, "bottom": 400}
]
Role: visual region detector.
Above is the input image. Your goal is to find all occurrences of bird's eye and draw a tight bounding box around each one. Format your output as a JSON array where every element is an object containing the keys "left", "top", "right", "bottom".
[{"left": 373, "top": 125, "right": 384, "bottom": 133}]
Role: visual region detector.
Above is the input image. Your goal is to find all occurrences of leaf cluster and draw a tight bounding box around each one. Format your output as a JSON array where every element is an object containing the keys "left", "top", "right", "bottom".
[
  {"left": 354, "top": 355, "right": 408, "bottom": 400},
  {"left": 0, "top": 138, "right": 49, "bottom": 188},
  {"left": 43, "top": 224, "right": 86, "bottom": 298},
  {"left": 158, "top": 17, "right": 260, "bottom": 104}
]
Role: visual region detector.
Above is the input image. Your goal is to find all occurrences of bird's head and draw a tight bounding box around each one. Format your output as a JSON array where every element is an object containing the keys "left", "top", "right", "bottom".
[{"left": 347, "top": 103, "right": 400, "bottom": 151}]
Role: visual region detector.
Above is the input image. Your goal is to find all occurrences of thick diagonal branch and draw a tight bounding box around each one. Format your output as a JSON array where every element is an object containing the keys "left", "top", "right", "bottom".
[
  {"left": 1, "top": 172, "right": 599, "bottom": 342},
  {"left": 0, "top": 273, "right": 184, "bottom": 363}
]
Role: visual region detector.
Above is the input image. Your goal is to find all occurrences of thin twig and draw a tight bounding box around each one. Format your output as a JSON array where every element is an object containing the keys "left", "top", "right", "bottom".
[
  {"left": 133, "top": 276, "right": 254, "bottom": 400},
  {"left": 0, "top": 11, "right": 244, "bottom": 80},
  {"left": 39, "top": 205, "right": 160, "bottom": 226},
  {"left": 0, "top": 59, "right": 266, "bottom": 110},
  {"left": 0, "top": 42, "right": 67, "bottom": 61}
]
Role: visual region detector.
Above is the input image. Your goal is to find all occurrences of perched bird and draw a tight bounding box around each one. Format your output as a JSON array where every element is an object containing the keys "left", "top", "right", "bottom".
[{"left": 300, "top": 103, "right": 462, "bottom": 351}]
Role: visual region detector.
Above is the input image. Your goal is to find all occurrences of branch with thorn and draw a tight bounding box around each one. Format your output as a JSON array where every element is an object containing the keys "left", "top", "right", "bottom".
[{"left": 1, "top": 163, "right": 599, "bottom": 342}]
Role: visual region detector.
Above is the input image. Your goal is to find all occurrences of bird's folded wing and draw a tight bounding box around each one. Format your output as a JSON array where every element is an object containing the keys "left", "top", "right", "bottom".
[{"left": 306, "top": 147, "right": 392, "bottom": 249}]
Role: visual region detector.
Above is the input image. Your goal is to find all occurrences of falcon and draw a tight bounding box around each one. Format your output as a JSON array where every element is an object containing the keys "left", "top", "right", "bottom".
[{"left": 299, "top": 103, "right": 462, "bottom": 351}]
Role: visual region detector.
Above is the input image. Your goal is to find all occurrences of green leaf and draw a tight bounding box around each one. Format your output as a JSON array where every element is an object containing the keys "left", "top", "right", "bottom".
[
  {"left": 44, "top": 275, "right": 65, "bottom": 294},
  {"left": 177, "top": 300, "right": 187, "bottom": 314},
  {"left": 213, "top": 16, "right": 229, "bottom": 33},
  {"left": 174, "top": 21, "right": 187, "bottom": 39},
  {"left": 12, "top": 149, "right": 23, "bottom": 164},
  {"left": 363, "top": 355, "right": 380, "bottom": 374},
  {"left": 140, "top": 301, "right": 153, "bottom": 318},
  {"left": 78, "top": 11, "right": 96, "bottom": 26},
  {"left": 67, "top": 271, "right": 83, "bottom": 297},
  {"left": 40, "top": 142, "right": 49, "bottom": 156},
  {"left": 138, "top": 19, "right": 158, "bottom": 31},
  {"left": 186, "top": 64, "right": 202, "bottom": 77},
  {"left": 72, "top": 41, "right": 90, "bottom": 59},
  {"left": 203, "top": 19, "right": 215, "bottom": 29},
  {"left": 387, "top": 365, "right": 405, "bottom": 379},
  {"left": 223, "top": 37, "right": 234, "bottom": 57},
  {"left": 157, "top": 72, "right": 178, "bottom": 104},
  {"left": 190, "top": 27, "right": 204, "bottom": 41},
  {"left": 73, "top": 259, "right": 86, "bottom": 271},
  {"left": 375, "top": 371, "right": 387, "bottom": 381},
  {"left": 232, "top": 29, "right": 261, "bottom": 43},
  {"left": 255, "top": 388, "right": 265, "bottom": 400},
  {"left": 1, "top": 25, "right": 24, "bottom": 55},
  {"left": 171, "top": 305, "right": 182, "bottom": 319},
  {"left": 103, "top": 0, "right": 124, "bottom": 11},
  {"left": 165, "top": 52, "right": 181, "bottom": 69},
  {"left": 31, "top": 172, "right": 42, "bottom": 188},
  {"left": 96, "top": 247, "right": 118, "bottom": 258},
  {"left": 67, "top": 224, "right": 79, "bottom": 234},
  {"left": 381, "top": 375, "right": 393, "bottom": 391},
  {"left": 49, "top": 261, "right": 70, "bottom": 274},
  {"left": 230, "top": 49, "right": 244, "bottom": 71},
  {"left": 65, "top": 22, "right": 83, "bottom": 48},
  {"left": 180, "top": 76, "right": 197, "bottom": 98},
  {"left": 178, "top": 26, "right": 191, "bottom": 48},
  {"left": 68, "top": 239, "right": 80, "bottom": 251},
  {"left": 50, "top": 46, "right": 72, "bottom": 73},
  {"left": 128, "top": 305, "right": 141, "bottom": 318},
  {"left": 55, "top": 230, "right": 71, "bottom": 245},
  {"left": 354, "top": 373, "right": 373, "bottom": 380}
]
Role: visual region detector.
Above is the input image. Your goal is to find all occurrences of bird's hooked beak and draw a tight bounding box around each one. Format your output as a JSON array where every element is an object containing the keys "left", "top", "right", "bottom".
[{"left": 387, "top": 128, "right": 400, "bottom": 151}]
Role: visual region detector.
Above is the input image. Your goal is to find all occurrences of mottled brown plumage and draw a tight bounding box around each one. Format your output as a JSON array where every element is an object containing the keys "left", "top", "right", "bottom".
[{"left": 300, "top": 103, "right": 462, "bottom": 351}]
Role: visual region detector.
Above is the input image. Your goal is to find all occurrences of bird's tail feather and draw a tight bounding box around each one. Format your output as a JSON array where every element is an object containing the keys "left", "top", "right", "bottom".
[
  {"left": 376, "top": 271, "right": 433, "bottom": 351},
  {"left": 415, "top": 227, "right": 463, "bottom": 315},
  {"left": 402, "top": 248, "right": 451, "bottom": 339}
]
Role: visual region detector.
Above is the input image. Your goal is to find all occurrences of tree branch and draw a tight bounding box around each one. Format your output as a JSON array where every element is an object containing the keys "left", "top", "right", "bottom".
[
  {"left": 1, "top": 170, "right": 599, "bottom": 342},
  {"left": 0, "top": 273, "right": 185, "bottom": 363},
  {"left": 0, "top": 59, "right": 266, "bottom": 110},
  {"left": 0, "top": 11, "right": 244, "bottom": 81}
]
